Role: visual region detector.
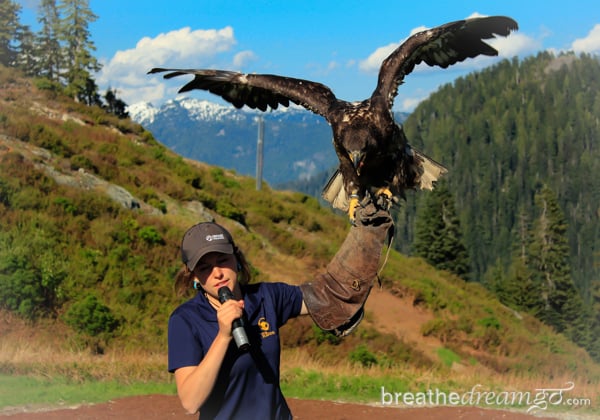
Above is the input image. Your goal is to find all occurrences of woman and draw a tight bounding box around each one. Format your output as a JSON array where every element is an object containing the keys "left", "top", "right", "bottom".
[
  {"left": 169, "top": 201, "right": 392, "bottom": 419},
  {"left": 168, "top": 221, "right": 308, "bottom": 419}
]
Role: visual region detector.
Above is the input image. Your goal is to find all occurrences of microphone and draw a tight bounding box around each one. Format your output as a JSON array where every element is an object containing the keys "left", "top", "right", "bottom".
[{"left": 217, "top": 286, "right": 250, "bottom": 351}]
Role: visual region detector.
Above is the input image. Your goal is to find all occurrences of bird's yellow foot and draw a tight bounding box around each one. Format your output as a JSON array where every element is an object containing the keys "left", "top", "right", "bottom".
[
  {"left": 374, "top": 187, "right": 393, "bottom": 210},
  {"left": 348, "top": 194, "right": 360, "bottom": 223}
]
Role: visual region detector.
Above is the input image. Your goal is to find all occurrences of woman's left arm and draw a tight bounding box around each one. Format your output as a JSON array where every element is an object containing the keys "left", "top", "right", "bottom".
[{"left": 299, "top": 300, "right": 308, "bottom": 315}]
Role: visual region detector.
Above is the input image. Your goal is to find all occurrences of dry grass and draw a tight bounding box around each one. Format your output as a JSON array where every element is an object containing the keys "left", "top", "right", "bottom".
[
  {"left": 1, "top": 317, "right": 598, "bottom": 414},
  {"left": 280, "top": 347, "right": 600, "bottom": 405},
  {"left": 0, "top": 340, "right": 170, "bottom": 384},
  {"left": 0, "top": 311, "right": 169, "bottom": 383}
]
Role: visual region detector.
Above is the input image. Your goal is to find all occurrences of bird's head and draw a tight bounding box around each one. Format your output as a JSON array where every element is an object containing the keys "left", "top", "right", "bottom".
[
  {"left": 341, "top": 124, "right": 373, "bottom": 176},
  {"left": 349, "top": 150, "right": 365, "bottom": 175}
]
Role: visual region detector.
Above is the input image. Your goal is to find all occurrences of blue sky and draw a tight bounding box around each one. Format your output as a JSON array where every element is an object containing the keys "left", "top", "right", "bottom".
[{"left": 17, "top": 0, "right": 600, "bottom": 111}]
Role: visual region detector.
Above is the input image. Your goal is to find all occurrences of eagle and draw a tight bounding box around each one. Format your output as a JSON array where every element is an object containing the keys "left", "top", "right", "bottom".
[{"left": 150, "top": 16, "right": 518, "bottom": 220}]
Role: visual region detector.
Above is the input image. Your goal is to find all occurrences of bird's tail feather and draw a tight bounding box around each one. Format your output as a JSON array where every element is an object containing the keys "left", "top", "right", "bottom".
[
  {"left": 321, "top": 169, "right": 349, "bottom": 212},
  {"left": 411, "top": 147, "right": 448, "bottom": 190}
]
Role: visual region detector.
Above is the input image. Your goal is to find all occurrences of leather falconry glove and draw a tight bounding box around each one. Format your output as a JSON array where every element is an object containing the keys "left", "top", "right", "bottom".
[{"left": 300, "top": 199, "right": 394, "bottom": 337}]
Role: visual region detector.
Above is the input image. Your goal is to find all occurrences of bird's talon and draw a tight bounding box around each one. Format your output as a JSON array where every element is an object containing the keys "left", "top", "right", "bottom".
[
  {"left": 348, "top": 195, "right": 359, "bottom": 223},
  {"left": 376, "top": 188, "right": 393, "bottom": 199},
  {"left": 374, "top": 188, "right": 393, "bottom": 211}
]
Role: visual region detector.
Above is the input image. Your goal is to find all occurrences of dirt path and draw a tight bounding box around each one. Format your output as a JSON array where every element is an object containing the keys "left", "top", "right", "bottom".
[
  {"left": 0, "top": 394, "right": 561, "bottom": 419},
  {"left": 365, "top": 287, "right": 441, "bottom": 354}
]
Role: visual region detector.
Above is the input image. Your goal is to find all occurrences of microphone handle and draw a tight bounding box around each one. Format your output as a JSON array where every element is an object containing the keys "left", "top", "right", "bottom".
[
  {"left": 217, "top": 287, "right": 249, "bottom": 350},
  {"left": 231, "top": 319, "right": 250, "bottom": 350}
]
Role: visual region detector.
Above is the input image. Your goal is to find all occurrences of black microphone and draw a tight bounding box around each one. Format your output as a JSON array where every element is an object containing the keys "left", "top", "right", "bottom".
[{"left": 217, "top": 286, "right": 250, "bottom": 350}]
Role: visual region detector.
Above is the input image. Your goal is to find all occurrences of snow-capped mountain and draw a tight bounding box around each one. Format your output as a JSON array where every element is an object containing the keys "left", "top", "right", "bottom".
[
  {"left": 129, "top": 97, "right": 249, "bottom": 125},
  {"left": 127, "top": 101, "right": 159, "bottom": 125},
  {"left": 128, "top": 97, "right": 337, "bottom": 185}
]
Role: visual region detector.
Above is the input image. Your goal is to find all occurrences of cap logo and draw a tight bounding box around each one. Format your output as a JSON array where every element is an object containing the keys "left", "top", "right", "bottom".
[{"left": 206, "top": 233, "right": 225, "bottom": 242}]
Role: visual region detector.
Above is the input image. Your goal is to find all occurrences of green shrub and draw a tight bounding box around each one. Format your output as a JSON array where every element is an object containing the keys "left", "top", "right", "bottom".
[
  {"left": 148, "top": 198, "right": 167, "bottom": 214},
  {"left": 0, "top": 235, "right": 66, "bottom": 319},
  {"left": 215, "top": 200, "right": 246, "bottom": 225},
  {"left": 196, "top": 190, "right": 217, "bottom": 209},
  {"left": 437, "top": 347, "right": 462, "bottom": 367},
  {"left": 54, "top": 197, "right": 77, "bottom": 215},
  {"left": 477, "top": 316, "right": 501, "bottom": 330},
  {"left": 138, "top": 226, "right": 164, "bottom": 245},
  {"left": 210, "top": 167, "right": 240, "bottom": 189},
  {"left": 349, "top": 344, "right": 378, "bottom": 367},
  {"left": 70, "top": 154, "right": 97, "bottom": 172},
  {"left": 33, "top": 77, "right": 63, "bottom": 93},
  {"left": 63, "top": 294, "right": 119, "bottom": 337},
  {"left": 29, "top": 124, "right": 73, "bottom": 157},
  {"left": 10, "top": 186, "right": 47, "bottom": 210},
  {"left": 312, "top": 324, "right": 341, "bottom": 345}
]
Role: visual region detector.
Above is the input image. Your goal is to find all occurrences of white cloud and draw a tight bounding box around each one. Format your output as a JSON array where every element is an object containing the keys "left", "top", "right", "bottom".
[
  {"left": 572, "top": 24, "right": 600, "bottom": 53},
  {"left": 358, "top": 23, "right": 433, "bottom": 74},
  {"left": 399, "top": 95, "right": 427, "bottom": 112},
  {"left": 327, "top": 61, "right": 339, "bottom": 72},
  {"left": 466, "top": 12, "right": 487, "bottom": 19},
  {"left": 358, "top": 42, "right": 398, "bottom": 73},
  {"left": 233, "top": 50, "right": 257, "bottom": 68},
  {"left": 487, "top": 32, "right": 540, "bottom": 57},
  {"left": 96, "top": 26, "right": 237, "bottom": 105}
]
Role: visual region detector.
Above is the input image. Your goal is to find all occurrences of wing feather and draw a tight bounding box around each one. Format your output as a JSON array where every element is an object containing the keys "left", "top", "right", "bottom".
[
  {"left": 374, "top": 16, "right": 518, "bottom": 108},
  {"left": 148, "top": 68, "right": 337, "bottom": 118}
]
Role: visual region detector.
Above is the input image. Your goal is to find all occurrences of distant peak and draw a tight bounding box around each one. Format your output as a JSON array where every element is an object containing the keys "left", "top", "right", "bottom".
[{"left": 127, "top": 101, "right": 158, "bottom": 124}]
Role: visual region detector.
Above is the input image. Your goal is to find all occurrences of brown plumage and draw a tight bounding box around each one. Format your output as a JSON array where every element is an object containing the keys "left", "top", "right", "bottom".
[{"left": 149, "top": 16, "right": 518, "bottom": 218}]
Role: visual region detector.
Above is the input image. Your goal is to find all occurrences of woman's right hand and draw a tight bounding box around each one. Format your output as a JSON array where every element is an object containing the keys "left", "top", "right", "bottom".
[{"left": 216, "top": 299, "right": 244, "bottom": 339}]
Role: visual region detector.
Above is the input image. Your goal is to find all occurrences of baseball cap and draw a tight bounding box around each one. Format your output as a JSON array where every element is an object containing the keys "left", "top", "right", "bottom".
[{"left": 181, "top": 222, "right": 234, "bottom": 271}]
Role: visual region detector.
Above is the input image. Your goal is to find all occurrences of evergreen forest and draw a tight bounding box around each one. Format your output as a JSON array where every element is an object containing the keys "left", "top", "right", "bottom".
[
  {"left": 403, "top": 52, "right": 600, "bottom": 301},
  {"left": 403, "top": 52, "right": 600, "bottom": 357}
]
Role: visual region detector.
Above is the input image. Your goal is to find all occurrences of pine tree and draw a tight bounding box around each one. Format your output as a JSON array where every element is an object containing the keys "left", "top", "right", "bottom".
[
  {"left": 414, "top": 180, "right": 471, "bottom": 278},
  {"left": 36, "top": 0, "right": 63, "bottom": 81},
  {"left": 501, "top": 254, "right": 546, "bottom": 316},
  {"left": 528, "top": 186, "right": 588, "bottom": 345},
  {"left": 503, "top": 209, "right": 544, "bottom": 314},
  {"left": 0, "top": 0, "right": 21, "bottom": 67},
  {"left": 56, "top": 0, "right": 101, "bottom": 103},
  {"left": 485, "top": 232, "right": 542, "bottom": 314},
  {"left": 14, "top": 24, "right": 37, "bottom": 75},
  {"left": 81, "top": 76, "right": 102, "bottom": 107},
  {"left": 104, "top": 88, "right": 129, "bottom": 119}
]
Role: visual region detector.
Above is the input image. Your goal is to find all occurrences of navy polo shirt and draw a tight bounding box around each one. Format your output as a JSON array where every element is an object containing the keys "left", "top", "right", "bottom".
[{"left": 168, "top": 282, "right": 303, "bottom": 420}]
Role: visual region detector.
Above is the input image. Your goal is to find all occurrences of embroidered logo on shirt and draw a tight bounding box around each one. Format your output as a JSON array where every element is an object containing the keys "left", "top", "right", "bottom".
[{"left": 258, "top": 317, "right": 275, "bottom": 338}]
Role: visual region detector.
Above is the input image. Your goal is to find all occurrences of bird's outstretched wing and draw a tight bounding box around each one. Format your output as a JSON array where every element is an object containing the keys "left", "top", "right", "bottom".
[
  {"left": 148, "top": 68, "right": 337, "bottom": 118},
  {"left": 374, "top": 16, "right": 518, "bottom": 109}
]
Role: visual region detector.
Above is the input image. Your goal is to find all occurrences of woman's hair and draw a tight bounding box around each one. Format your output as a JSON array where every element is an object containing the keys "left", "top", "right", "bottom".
[{"left": 174, "top": 245, "right": 252, "bottom": 297}]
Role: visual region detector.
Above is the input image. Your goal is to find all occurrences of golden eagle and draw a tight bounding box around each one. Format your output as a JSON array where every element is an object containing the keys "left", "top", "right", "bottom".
[{"left": 150, "top": 16, "right": 518, "bottom": 219}]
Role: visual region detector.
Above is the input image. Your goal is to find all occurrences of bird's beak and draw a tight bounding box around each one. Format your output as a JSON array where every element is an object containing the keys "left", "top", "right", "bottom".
[{"left": 349, "top": 151, "right": 364, "bottom": 175}]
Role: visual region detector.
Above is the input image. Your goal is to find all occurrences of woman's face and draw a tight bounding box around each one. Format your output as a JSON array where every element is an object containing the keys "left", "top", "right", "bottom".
[{"left": 193, "top": 252, "right": 238, "bottom": 298}]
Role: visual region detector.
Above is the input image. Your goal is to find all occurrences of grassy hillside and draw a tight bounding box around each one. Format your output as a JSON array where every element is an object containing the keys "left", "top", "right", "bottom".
[{"left": 0, "top": 66, "right": 598, "bottom": 409}]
